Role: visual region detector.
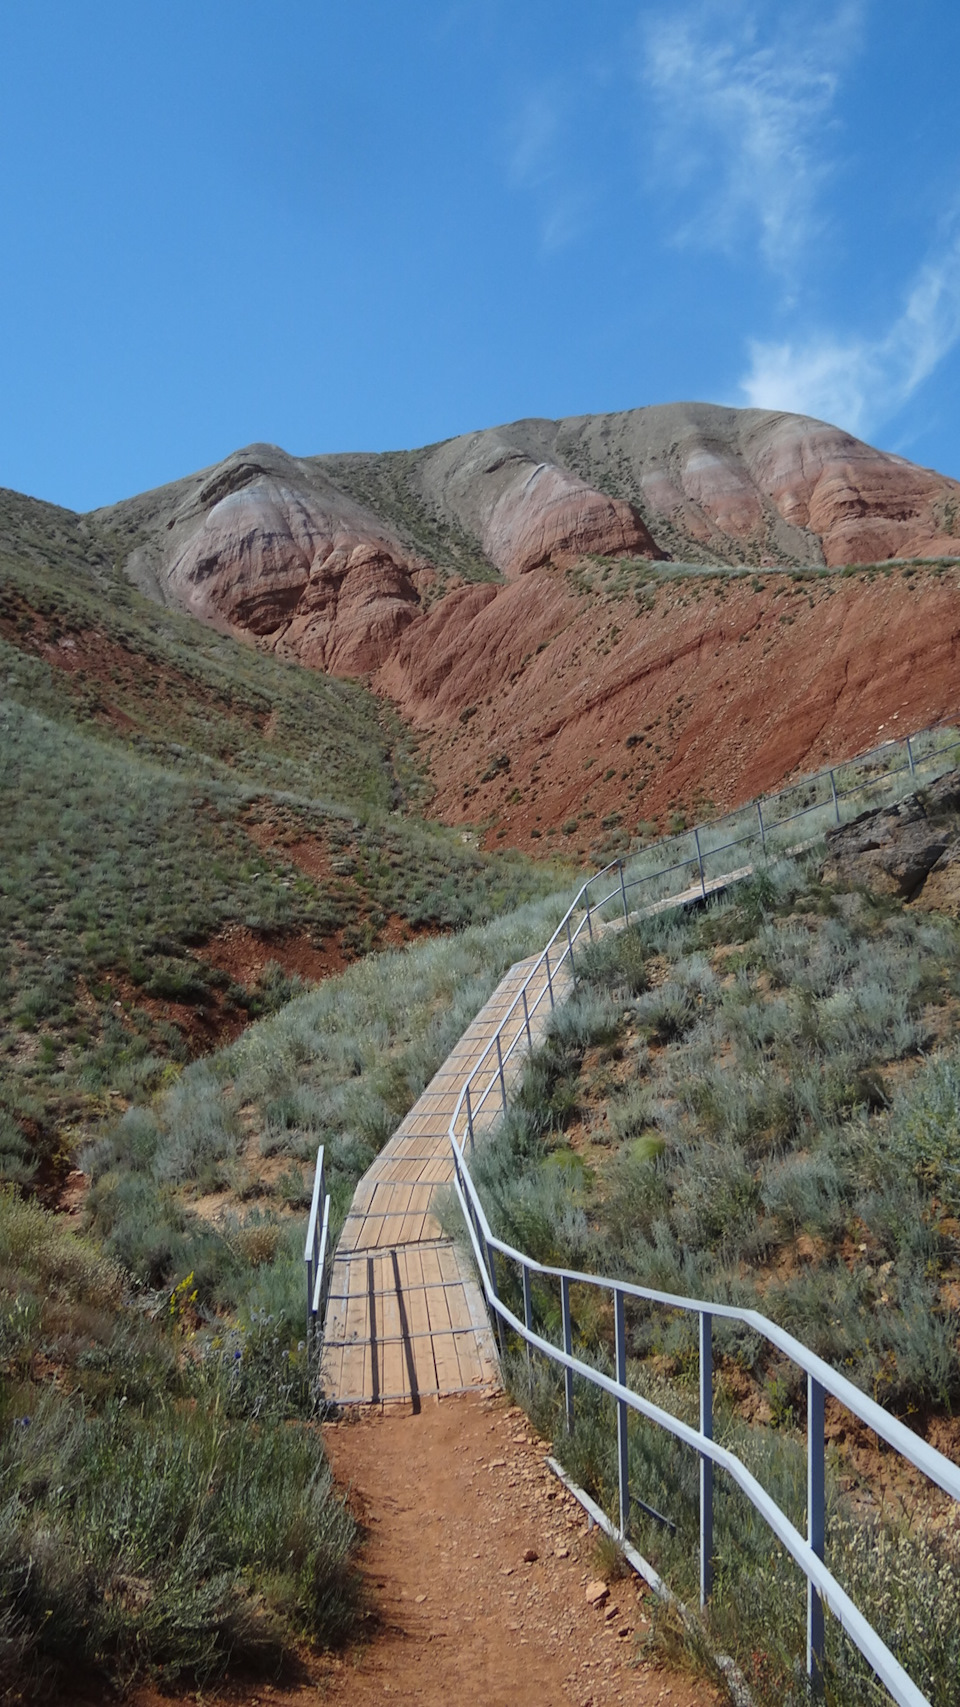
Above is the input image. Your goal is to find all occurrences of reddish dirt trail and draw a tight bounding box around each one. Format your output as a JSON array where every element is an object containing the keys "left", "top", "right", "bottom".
[{"left": 317, "top": 1392, "right": 717, "bottom": 1707}]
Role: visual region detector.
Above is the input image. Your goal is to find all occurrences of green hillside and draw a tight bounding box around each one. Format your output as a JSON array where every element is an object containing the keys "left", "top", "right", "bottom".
[{"left": 0, "top": 490, "right": 565, "bottom": 1192}]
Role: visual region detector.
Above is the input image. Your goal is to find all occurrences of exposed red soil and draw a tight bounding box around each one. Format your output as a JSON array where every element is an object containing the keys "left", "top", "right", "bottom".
[
  {"left": 244, "top": 816, "right": 336, "bottom": 883},
  {"left": 193, "top": 922, "right": 348, "bottom": 987},
  {"left": 318, "top": 1392, "right": 717, "bottom": 1707},
  {"left": 373, "top": 565, "right": 960, "bottom": 857},
  {"left": 102, "top": 968, "right": 250, "bottom": 1054},
  {"left": 822, "top": 1399, "right": 960, "bottom": 1527},
  {"left": 83, "top": 924, "right": 344, "bottom": 1067}
]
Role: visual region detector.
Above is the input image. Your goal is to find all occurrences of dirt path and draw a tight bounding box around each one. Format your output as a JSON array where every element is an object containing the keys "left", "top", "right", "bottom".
[{"left": 316, "top": 1391, "right": 718, "bottom": 1707}]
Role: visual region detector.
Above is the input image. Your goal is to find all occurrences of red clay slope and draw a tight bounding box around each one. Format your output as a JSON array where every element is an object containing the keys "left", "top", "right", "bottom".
[{"left": 374, "top": 563, "right": 960, "bottom": 858}]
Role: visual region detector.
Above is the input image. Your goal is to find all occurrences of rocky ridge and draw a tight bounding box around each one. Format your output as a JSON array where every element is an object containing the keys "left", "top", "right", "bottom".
[{"left": 821, "top": 769, "right": 960, "bottom": 906}]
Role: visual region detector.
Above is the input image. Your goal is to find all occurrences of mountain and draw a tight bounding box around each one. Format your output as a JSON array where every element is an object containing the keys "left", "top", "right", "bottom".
[
  {"left": 93, "top": 405, "right": 960, "bottom": 668},
  {"left": 82, "top": 402, "right": 960, "bottom": 859}
]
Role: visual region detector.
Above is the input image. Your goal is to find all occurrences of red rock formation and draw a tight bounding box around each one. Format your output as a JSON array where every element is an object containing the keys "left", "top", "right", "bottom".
[
  {"left": 478, "top": 459, "right": 659, "bottom": 577},
  {"left": 134, "top": 454, "right": 425, "bottom": 675},
  {"left": 737, "top": 412, "right": 960, "bottom": 565},
  {"left": 543, "top": 404, "right": 960, "bottom": 566}
]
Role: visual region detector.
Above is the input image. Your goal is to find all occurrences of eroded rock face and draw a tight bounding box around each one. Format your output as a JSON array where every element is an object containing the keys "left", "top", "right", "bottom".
[
  {"left": 415, "top": 431, "right": 661, "bottom": 577},
  {"left": 820, "top": 772, "right": 960, "bottom": 898},
  {"left": 544, "top": 403, "right": 960, "bottom": 567},
  {"left": 109, "top": 445, "right": 424, "bottom": 674},
  {"left": 168, "top": 480, "right": 422, "bottom": 674},
  {"left": 738, "top": 412, "right": 960, "bottom": 566}
]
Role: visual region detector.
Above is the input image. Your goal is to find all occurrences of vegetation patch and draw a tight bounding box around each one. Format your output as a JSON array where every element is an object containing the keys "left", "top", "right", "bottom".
[
  {"left": 0, "top": 534, "right": 562, "bottom": 1189},
  {"left": 0, "top": 1188, "right": 357, "bottom": 1700}
]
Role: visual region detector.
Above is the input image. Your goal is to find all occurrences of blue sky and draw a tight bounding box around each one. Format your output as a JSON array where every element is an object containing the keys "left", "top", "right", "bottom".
[{"left": 3, "top": 0, "right": 960, "bottom": 511}]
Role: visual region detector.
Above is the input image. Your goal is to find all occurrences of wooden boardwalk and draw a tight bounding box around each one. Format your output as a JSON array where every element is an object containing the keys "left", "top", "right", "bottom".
[
  {"left": 320, "top": 865, "right": 752, "bottom": 1407},
  {"left": 320, "top": 948, "right": 572, "bottom": 1406}
]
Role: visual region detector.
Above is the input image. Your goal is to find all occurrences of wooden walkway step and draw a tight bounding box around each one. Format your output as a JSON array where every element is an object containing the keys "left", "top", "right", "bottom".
[{"left": 320, "top": 948, "right": 573, "bottom": 1406}]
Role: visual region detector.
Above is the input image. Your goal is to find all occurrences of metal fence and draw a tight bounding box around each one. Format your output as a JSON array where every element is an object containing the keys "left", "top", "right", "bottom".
[
  {"left": 443, "top": 714, "right": 960, "bottom": 1707},
  {"left": 449, "top": 1157, "right": 960, "bottom": 1707}
]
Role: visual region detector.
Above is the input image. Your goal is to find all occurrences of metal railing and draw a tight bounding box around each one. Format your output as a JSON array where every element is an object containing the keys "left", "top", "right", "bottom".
[
  {"left": 304, "top": 1142, "right": 332, "bottom": 1347},
  {"left": 443, "top": 715, "right": 960, "bottom": 1707},
  {"left": 449, "top": 1159, "right": 960, "bottom": 1707}
]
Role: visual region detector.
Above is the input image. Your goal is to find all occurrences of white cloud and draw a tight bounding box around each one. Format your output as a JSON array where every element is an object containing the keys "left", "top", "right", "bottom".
[
  {"left": 740, "top": 230, "right": 960, "bottom": 435},
  {"left": 504, "top": 85, "right": 591, "bottom": 251},
  {"left": 638, "top": 1, "right": 862, "bottom": 273},
  {"left": 506, "top": 89, "right": 561, "bottom": 190}
]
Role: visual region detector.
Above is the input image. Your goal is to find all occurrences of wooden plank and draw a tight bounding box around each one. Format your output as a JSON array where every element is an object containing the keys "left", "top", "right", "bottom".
[
  {"left": 374, "top": 1254, "right": 407, "bottom": 1401},
  {"left": 421, "top": 1253, "right": 468, "bottom": 1393}
]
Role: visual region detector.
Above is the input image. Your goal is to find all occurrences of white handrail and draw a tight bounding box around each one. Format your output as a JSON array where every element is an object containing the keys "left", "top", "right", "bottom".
[{"left": 304, "top": 1142, "right": 331, "bottom": 1343}]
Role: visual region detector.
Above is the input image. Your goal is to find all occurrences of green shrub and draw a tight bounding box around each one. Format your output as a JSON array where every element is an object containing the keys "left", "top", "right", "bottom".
[{"left": 0, "top": 1385, "right": 357, "bottom": 1696}]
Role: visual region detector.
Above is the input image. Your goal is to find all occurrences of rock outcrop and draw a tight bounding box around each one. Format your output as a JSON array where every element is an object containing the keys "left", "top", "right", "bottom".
[{"left": 820, "top": 770, "right": 960, "bottom": 901}]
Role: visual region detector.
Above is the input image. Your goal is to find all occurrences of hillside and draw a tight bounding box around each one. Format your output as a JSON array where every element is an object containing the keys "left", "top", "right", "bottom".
[
  {"left": 0, "top": 490, "right": 565, "bottom": 1194},
  {"left": 4, "top": 406, "right": 960, "bottom": 1700}
]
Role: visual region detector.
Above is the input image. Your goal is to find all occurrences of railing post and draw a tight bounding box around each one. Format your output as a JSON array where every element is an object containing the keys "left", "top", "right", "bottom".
[
  {"left": 485, "top": 1239, "right": 506, "bottom": 1355},
  {"left": 618, "top": 860, "right": 629, "bottom": 921},
  {"left": 462, "top": 1160, "right": 482, "bottom": 1250},
  {"left": 565, "top": 917, "right": 576, "bottom": 979},
  {"left": 693, "top": 826, "right": 707, "bottom": 900},
  {"left": 561, "top": 1274, "right": 574, "bottom": 1434},
  {"left": 700, "top": 1311, "right": 714, "bottom": 1608},
  {"left": 829, "top": 768, "right": 840, "bottom": 825},
  {"left": 495, "top": 1033, "right": 507, "bottom": 1110},
  {"left": 465, "top": 1082, "right": 475, "bottom": 1152},
  {"left": 807, "top": 1375, "right": 826, "bottom": 1693},
  {"left": 522, "top": 987, "right": 533, "bottom": 1048},
  {"left": 544, "top": 948, "right": 555, "bottom": 1008},
  {"left": 756, "top": 799, "right": 766, "bottom": 850},
  {"left": 906, "top": 734, "right": 916, "bottom": 777},
  {"left": 585, "top": 888, "right": 594, "bottom": 939},
  {"left": 522, "top": 1262, "right": 533, "bottom": 1378},
  {"left": 614, "top": 1287, "right": 630, "bottom": 1538}
]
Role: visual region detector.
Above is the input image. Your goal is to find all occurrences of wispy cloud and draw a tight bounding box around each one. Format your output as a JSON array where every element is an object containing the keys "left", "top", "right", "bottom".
[
  {"left": 637, "top": 1, "right": 862, "bottom": 274},
  {"left": 503, "top": 83, "right": 592, "bottom": 252},
  {"left": 740, "top": 228, "right": 960, "bottom": 436}
]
